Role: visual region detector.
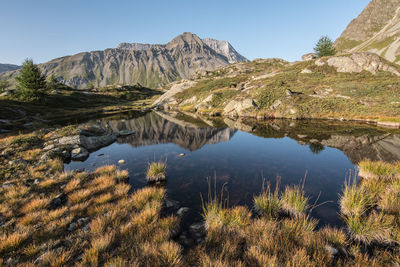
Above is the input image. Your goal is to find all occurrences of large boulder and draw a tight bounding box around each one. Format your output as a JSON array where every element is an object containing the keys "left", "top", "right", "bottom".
[
  {"left": 223, "top": 98, "right": 257, "bottom": 116},
  {"left": 315, "top": 52, "right": 400, "bottom": 76},
  {"left": 58, "top": 134, "right": 116, "bottom": 151}
]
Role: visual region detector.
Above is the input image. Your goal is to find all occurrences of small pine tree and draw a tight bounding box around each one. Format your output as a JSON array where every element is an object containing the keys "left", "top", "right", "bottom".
[
  {"left": 314, "top": 36, "right": 336, "bottom": 58},
  {"left": 15, "top": 59, "right": 47, "bottom": 98}
]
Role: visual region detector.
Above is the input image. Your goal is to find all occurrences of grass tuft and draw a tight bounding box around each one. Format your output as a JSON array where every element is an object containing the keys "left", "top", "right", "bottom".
[{"left": 146, "top": 161, "right": 167, "bottom": 182}]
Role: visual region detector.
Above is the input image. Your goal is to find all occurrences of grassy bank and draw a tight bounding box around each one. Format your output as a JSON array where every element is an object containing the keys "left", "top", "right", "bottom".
[
  {"left": 166, "top": 57, "right": 400, "bottom": 125},
  {"left": 0, "top": 131, "right": 181, "bottom": 266},
  {"left": 0, "top": 85, "right": 161, "bottom": 131}
]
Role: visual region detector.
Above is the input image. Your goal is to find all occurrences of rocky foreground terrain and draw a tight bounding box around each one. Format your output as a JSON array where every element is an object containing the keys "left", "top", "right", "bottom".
[{"left": 0, "top": 33, "right": 247, "bottom": 89}]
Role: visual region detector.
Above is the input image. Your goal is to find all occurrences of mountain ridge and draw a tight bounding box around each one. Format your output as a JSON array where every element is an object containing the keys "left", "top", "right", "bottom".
[{"left": 0, "top": 32, "right": 248, "bottom": 89}]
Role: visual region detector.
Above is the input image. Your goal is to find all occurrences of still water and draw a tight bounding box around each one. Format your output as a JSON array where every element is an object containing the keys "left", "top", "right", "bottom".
[{"left": 65, "top": 111, "right": 400, "bottom": 228}]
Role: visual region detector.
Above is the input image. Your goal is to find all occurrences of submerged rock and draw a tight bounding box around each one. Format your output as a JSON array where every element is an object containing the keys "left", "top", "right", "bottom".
[
  {"left": 177, "top": 207, "right": 189, "bottom": 217},
  {"left": 71, "top": 147, "right": 89, "bottom": 161}
]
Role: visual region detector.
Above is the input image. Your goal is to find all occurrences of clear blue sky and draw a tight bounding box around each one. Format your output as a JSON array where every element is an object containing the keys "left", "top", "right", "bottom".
[{"left": 0, "top": 0, "right": 369, "bottom": 65}]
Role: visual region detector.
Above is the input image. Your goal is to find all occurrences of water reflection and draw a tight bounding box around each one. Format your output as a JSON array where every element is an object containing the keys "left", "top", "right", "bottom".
[{"left": 65, "top": 111, "right": 400, "bottom": 228}]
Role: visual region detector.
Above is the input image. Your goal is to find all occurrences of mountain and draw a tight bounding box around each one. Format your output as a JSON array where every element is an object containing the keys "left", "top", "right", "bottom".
[
  {"left": 335, "top": 0, "right": 400, "bottom": 63},
  {"left": 202, "top": 38, "right": 248, "bottom": 64},
  {"left": 0, "top": 63, "right": 20, "bottom": 73},
  {"left": 0, "top": 32, "right": 247, "bottom": 89}
]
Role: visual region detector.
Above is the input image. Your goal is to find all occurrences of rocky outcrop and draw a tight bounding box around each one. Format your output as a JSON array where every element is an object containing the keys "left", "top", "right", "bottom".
[
  {"left": 0, "top": 33, "right": 247, "bottom": 89},
  {"left": 335, "top": 0, "right": 400, "bottom": 64},
  {"left": 223, "top": 98, "right": 257, "bottom": 116},
  {"left": 315, "top": 52, "right": 400, "bottom": 76},
  {"left": 153, "top": 80, "right": 197, "bottom": 107},
  {"left": 301, "top": 53, "right": 316, "bottom": 61}
]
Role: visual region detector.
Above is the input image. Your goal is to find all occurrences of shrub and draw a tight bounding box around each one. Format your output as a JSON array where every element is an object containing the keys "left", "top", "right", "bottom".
[{"left": 314, "top": 36, "right": 336, "bottom": 58}]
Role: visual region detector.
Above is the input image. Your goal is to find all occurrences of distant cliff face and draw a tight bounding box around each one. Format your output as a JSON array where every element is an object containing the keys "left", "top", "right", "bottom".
[
  {"left": 1, "top": 32, "right": 247, "bottom": 89},
  {"left": 0, "top": 63, "right": 20, "bottom": 74},
  {"left": 335, "top": 0, "right": 400, "bottom": 64}
]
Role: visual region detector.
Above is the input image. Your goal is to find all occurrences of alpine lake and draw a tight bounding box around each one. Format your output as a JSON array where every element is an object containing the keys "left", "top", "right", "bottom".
[{"left": 64, "top": 110, "right": 400, "bottom": 230}]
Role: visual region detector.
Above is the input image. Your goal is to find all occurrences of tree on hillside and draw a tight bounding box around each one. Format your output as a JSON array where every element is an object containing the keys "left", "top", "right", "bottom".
[
  {"left": 15, "top": 59, "right": 47, "bottom": 98},
  {"left": 314, "top": 36, "right": 336, "bottom": 58}
]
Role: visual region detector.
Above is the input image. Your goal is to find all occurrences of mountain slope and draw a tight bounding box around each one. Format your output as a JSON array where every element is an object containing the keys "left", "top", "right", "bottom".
[
  {"left": 335, "top": 0, "right": 400, "bottom": 63},
  {"left": 0, "top": 33, "right": 247, "bottom": 89},
  {"left": 0, "top": 63, "right": 20, "bottom": 73}
]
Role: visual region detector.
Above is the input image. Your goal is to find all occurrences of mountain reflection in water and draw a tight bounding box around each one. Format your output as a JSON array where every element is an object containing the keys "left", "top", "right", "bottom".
[{"left": 65, "top": 111, "right": 400, "bottom": 228}]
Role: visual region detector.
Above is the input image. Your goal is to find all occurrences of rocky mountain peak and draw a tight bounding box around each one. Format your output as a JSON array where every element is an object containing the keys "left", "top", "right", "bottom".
[{"left": 166, "top": 32, "right": 204, "bottom": 49}]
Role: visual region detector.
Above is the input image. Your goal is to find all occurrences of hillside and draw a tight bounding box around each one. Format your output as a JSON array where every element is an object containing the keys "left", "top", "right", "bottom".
[
  {"left": 335, "top": 0, "right": 400, "bottom": 63},
  {"left": 0, "top": 33, "right": 247, "bottom": 89},
  {"left": 154, "top": 52, "right": 400, "bottom": 126},
  {"left": 0, "top": 63, "right": 20, "bottom": 73}
]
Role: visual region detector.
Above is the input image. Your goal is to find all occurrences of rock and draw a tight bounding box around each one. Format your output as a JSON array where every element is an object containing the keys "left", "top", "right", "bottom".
[
  {"left": 78, "top": 126, "right": 105, "bottom": 137},
  {"left": 177, "top": 207, "right": 189, "bottom": 217},
  {"left": 77, "top": 217, "right": 89, "bottom": 224},
  {"left": 179, "top": 96, "right": 197, "bottom": 106},
  {"left": 117, "top": 130, "right": 135, "bottom": 136},
  {"left": 301, "top": 68, "right": 313, "bottom": 74},
  {"left": 195, "top": 94, "right": 215, "bottom": 110},
  {"left": 270, "top": 99, "right": 282, "bottom": 110},
  {"left": 51, "top": 90, "right": 60, "bottom": 94},
  {"left": 68, "top": 222, "right": 76, "bottom": 231},
  {"left": 302, "top": 53, "right": 316, "bottom": 61},
  {"left": 315, "top": 59, "right": 325, "bottom": 66},
  {"left": 179, "top": 153, "right": 185, "bottom": 157},
  {"left": 98, "top": 153, "right": 104, "bottom": 157},
  {"left": 41, "top": 148, "right": 70, "bottom": 161},
  {"left": 0, "top": 90, "right": 14, "bottom": 97},
  {"left": 325, "top": 245, "right": 338, "bottom": 258},
  {"left": 153, "top": 80, "right": 197, "bottom": 107},
  {"left": 71, "top": 147, "right": 89, "bottom": 161},
  {"left": 118, "top": 159, "right": 126, "bottom": 164},
  {"left": 189, "top": 222, "right": 206, "bottom": 239},
  {"left": 318, "top": 53, "right": 400, "bottom": 76},
  {"left": 58, "top": 134, "right": 116, "bottom": 151},
  {"left": 178, "top": 233, "right": 195, "bottom": 247},
  {"left": 223, "top": 98, "right": 257, "bottom": 116},
  {"left": 43, "top": 144, "right": 56, "bottom": 151},
  {"left": 165, "top": 199, "right": 179, "bottom": 209},
  {"left": 8, "top": 159, "right": 27, "bottom": 166},
  {"left": 50, "top": 193, "right": 66, "bottom": 209}
]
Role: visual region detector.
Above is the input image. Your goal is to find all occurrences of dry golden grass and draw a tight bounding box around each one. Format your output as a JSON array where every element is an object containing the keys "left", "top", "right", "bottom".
[
  {"left": 0, "top": 232, "right": 28, "bottom": 254},
  {"left": 68, "top": 188, "right": 92, "bottom": 204},
  {"left": 20, "top": 197, "right": 50, "bottom": 213}
]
